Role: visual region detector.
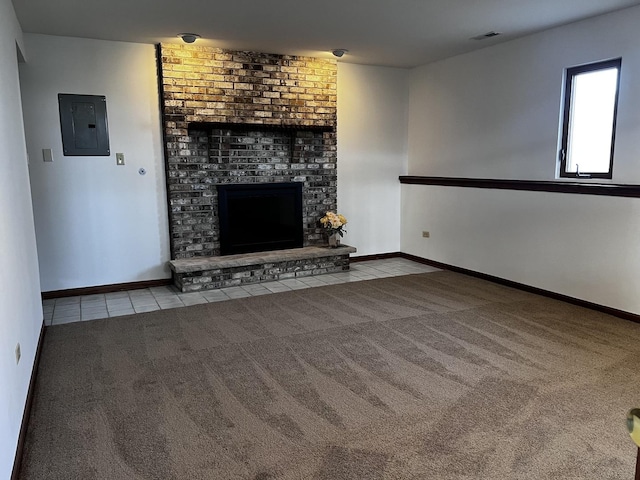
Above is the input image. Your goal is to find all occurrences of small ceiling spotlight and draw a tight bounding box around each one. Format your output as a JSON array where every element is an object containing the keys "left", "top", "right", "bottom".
[
  {"left": 178, "top": 33, "right": 201, "bottom": 44},
  {"left": 332, "top": 49, "right": 348, "bottom": 58},
  {"left": 471, "top": 31, "right": 501, "bottom": 41}
]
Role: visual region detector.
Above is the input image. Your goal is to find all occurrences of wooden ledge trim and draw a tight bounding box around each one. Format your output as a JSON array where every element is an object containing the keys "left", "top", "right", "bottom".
[{"left": 399, "top": 176, "right": 640, "bottom": 198}]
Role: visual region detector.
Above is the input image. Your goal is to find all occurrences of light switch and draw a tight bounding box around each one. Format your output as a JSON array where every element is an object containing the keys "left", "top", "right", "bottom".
[
  {"left": 42, "top": 148, "right": 53, "bottom": 162},
  {"left": 116, "top": 153, "right": 125, "bottom": 165}
]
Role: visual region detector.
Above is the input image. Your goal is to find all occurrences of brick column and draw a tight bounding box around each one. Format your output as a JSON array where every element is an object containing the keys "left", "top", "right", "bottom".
[{"left": 157, "top": 44, "right": 338, "bottom": 259}]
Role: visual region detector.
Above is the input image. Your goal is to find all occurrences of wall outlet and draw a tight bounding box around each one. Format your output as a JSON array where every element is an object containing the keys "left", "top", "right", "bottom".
[
  {"left": 15, "top": 343, "right": 21, "bottom": 365},
  {"left": 422, "top": 231, "right": 430, "bottom": 238},
  {"left": 116, "top": 153, "right": 125, "bottom": 165}
]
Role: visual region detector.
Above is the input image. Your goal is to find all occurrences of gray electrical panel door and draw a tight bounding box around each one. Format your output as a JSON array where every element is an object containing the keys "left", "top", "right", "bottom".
[{"left": 58, "top": 94, "right": 110, "bottom": 156}]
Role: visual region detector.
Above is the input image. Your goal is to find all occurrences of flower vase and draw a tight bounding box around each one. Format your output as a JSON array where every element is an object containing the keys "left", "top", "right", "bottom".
[{"left": 328, "top": 232, "right": 340, "bottom": 248}]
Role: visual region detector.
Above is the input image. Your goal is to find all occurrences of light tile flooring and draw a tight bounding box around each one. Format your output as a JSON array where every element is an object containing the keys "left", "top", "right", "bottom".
[{"left": 43, "top": 258, "right": 440, "bottom": 326}]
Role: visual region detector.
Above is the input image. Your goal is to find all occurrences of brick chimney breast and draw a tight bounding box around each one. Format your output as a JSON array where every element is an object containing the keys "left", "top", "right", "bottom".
[{"left": 158, "top": 44, "right": 338, "bottom": 259}]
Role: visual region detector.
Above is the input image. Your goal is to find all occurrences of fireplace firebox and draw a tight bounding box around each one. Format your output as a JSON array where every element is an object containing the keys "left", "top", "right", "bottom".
[{"left": 218, "top": 182, "right": 304, "bottom": 256}]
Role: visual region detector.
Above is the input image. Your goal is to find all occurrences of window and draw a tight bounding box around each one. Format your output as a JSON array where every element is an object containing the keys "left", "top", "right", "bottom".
[{"left": 559, "top": 58, "right": 621, "bottom": 179}]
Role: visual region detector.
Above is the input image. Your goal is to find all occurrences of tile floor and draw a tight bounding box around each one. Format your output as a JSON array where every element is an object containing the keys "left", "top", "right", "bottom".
[{"left": 43, "top": 258, "right": 440, "bottom": 326}]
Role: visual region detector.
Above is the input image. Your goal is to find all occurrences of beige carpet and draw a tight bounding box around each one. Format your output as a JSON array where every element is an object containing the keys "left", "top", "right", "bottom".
[{"left": 20, "top": 271, "right": 640, "bottom": 479}]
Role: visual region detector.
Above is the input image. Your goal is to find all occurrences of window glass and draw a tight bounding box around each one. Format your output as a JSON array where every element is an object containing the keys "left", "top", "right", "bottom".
[{"left": 560, "top": 59, "right": 621, "bottom": 179}]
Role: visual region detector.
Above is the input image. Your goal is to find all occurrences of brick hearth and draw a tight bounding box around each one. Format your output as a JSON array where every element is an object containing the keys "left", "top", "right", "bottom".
[{"left": 170, "top": 245, "right": 356, "bottom": 292}]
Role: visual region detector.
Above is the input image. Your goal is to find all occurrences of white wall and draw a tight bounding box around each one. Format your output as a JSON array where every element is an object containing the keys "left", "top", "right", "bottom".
[
  {"left": 0, "top": 0, "right": 43, "bottom": 477},
  {"left": 402, "top": 185, "right": 640, "bottom": 312},
  {"left": 404, "top": 5, "right": 640, "bottom": 314},
  {"left": 337, "top": 63, "right": 409, "bottom": 256},
  {"left": 20, "top": 34, "right": 170, "bottom": 292},
  {"left": 407, "top": 6, "right": 640, "bottom": 181}
]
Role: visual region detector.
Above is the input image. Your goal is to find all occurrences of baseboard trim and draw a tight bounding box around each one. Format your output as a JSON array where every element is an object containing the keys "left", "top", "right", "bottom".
[
  {"left": 42, "top": 278, "right": 172, "bottom": 300},
  {"left": 351, "top": 252, "right": 401, "bottom": 262},
  {"left": 11, "top": 321, "right": 46, "bottom": 480},
  {"left": 398, "top": 252, "right": 640, "bottom": 324}
]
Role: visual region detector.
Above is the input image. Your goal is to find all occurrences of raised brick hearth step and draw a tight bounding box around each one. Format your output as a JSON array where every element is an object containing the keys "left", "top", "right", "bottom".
[{"left": 169, "top": 245, "right": 356, "bottom": 293}]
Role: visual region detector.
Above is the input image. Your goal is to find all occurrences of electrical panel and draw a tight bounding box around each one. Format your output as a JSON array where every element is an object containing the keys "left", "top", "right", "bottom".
[{"left": 58, "top": 94, "right": 110, "bottom": 156}]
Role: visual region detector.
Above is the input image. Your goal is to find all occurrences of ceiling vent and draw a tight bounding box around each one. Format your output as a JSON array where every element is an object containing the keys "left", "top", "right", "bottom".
[{"left": 471, "top": 31, "right": 501, "bottom": 41}]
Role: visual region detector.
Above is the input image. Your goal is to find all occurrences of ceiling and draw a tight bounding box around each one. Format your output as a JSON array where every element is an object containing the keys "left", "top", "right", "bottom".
[{"left": 12, "top": 0, "right": 640, "bottom": 68}]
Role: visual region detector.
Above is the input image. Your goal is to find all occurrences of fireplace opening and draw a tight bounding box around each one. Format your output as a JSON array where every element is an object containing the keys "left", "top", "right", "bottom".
[{"left": 218, "top": 182, "right": 304, "bottom": 256}]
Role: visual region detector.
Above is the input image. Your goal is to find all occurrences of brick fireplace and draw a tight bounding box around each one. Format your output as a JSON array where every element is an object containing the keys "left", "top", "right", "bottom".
[{"left": 157, "top": 44, "right": 354, "bottom": 291}]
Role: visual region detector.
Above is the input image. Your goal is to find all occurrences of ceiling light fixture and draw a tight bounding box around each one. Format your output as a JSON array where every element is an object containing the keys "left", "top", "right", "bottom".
[
  {"left": 332, "top": 49, "right": 348, "bottom": 58},
  {"left": 178, "top": 33, "right": 201, "bottom": 44}
]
